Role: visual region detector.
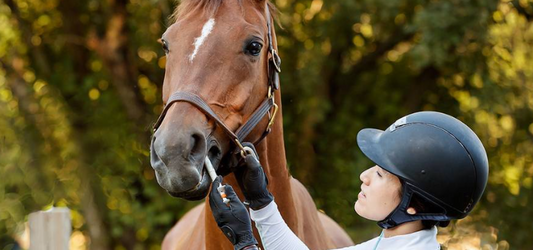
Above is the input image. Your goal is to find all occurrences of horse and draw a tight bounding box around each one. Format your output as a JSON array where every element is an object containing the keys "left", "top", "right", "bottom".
[{"left": 150, "top": 0, "right": 354, "bottom": 249}]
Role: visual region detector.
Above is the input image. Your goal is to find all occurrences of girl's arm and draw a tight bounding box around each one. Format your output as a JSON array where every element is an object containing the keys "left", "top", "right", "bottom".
[{"left": 250, "top": 201, "right": 310, "bottom": 250}]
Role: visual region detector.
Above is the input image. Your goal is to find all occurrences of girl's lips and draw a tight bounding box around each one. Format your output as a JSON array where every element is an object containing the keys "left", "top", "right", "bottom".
[{"left": 358, "top": 191, "right": 366, "bottom": 199}]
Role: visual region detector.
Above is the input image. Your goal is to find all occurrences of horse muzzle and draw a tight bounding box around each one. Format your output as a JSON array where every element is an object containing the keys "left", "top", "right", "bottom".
[{"left": 150, "top": 126, "right": 223, "bottom": 200}]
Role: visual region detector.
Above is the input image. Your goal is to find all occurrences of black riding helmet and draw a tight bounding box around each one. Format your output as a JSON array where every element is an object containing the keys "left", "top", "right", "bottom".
[{"left": 356, "top": 111, "right": 489, "bottom": 229}]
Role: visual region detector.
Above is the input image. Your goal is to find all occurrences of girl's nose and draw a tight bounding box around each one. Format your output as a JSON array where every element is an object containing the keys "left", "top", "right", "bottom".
[{"left": 360, "top": 168, "right": 370, "bottom": 185}]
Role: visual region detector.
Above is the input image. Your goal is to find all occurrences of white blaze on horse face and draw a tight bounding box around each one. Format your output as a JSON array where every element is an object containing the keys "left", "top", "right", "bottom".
[{"left": 189, "top": 18, "right": 215, "bottom": 63}]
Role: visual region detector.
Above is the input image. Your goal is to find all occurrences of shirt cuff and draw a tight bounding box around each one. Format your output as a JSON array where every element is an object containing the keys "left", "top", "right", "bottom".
[{"left": 249, "top": 200, "right": 278, "bottom": 222}]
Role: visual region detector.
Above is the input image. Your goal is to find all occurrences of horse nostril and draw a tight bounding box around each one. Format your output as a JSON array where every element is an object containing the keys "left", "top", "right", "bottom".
[
  {"left": 208, "top": 143, "right": 221, "bottom": 161},
  {"left": 189, "top": 133, "right": 206, "bottom": 162}
]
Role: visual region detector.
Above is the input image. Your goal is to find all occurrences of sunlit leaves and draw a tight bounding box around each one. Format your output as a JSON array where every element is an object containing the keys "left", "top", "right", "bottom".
[
  {"left": 276, "top": 0, "right": 531, "bottom": 248},
  {"left": 88, "top": 88, "right": 100, "bottom": 100},
  {"left": 137, "top": 75, "right": 158, "bottom": 104},
  {"left": 0, "top": 0, "right": 179, "bottom": 248}
]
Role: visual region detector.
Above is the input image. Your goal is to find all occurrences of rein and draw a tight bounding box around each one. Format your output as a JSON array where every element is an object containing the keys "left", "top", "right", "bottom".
[{"left": 153, "top": 6, "right": 281, "bottom": 165}]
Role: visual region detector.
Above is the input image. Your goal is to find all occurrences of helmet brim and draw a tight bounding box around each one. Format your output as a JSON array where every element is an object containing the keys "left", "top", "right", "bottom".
[{"left": 356, "top": 128, "right": 402, "bottom": 178}]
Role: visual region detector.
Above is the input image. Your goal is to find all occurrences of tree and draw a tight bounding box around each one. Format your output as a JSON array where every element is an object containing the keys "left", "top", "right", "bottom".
[{"left": 1, "top": 0, "right": 532, "bottom": 249}]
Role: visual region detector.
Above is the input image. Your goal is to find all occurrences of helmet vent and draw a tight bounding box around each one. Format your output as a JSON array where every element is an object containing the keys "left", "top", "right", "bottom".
[{"left": 464, "top": 199, "right": 474, "bottom": 212}]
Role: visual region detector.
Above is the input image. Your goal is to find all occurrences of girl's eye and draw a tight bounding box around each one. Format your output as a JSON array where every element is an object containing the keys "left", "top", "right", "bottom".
[
  {"left": 245, "top": 42, "right": 263, "bottom": 56},
  {"left": 376, "top": 171, "right": 383, "bottom": 177},
  {"left": 161, "top": 39, "right": 169, "bottom": 54}
]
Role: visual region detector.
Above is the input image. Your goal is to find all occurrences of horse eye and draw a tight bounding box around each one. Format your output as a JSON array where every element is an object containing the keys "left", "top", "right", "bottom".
[{"left": 245, "top": 42, "right": 262, "bottom": 56}]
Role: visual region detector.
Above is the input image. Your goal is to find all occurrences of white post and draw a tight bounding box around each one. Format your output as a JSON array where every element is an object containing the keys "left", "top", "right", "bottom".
[{"left": 29, "top": 207, "right": 71, "bottom": 250}]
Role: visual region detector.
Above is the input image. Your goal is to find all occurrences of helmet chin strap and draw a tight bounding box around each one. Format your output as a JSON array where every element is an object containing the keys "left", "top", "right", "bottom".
[{"left": 378, "top": 182, "right": 450, "bottom": 229}]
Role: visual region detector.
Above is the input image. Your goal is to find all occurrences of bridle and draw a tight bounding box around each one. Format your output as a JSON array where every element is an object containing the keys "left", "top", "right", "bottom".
[{"left": 152, "top": 6, "right": 281, "bottom": 169}]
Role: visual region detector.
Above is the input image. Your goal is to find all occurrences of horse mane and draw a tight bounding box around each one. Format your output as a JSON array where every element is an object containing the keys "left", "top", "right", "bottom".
[{"left": 170, "top": 0, "right": 277, "bottom": 23}]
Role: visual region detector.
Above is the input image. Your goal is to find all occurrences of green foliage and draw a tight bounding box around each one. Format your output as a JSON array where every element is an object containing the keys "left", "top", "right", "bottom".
[
  {"left": 276, "top": 0, "right": 532, "bottom": 248},
  {"left": 1, "top": 0, "right": 532, "bottom": 249},
  {"left": 0, "top": 0, "right": 182, "bottom": 248}
]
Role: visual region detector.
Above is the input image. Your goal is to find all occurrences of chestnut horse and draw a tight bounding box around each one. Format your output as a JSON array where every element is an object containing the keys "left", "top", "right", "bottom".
[{"left": 150, "top": 0, "right": 354, "bottom": 249}]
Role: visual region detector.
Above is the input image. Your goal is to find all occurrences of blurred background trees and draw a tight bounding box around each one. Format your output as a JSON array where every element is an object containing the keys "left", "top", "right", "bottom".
[{"left": 0, "top": 0, "right": 532, "bottom": 249}]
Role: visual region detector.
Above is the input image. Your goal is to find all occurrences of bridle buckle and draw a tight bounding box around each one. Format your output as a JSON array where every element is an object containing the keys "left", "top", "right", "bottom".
[
  {"left": 266, "top": 102, "right": 279, "bottom": 133},
  {"left": 270, "top": 49, "right": 281, "bottom": 73}
]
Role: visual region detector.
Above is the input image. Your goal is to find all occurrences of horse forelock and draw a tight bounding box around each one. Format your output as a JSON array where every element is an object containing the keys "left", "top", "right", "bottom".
[{"left": 170, "top": 0, "right": 278, "bottom": 24}]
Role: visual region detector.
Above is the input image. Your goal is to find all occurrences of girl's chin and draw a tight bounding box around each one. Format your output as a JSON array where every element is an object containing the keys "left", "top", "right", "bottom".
[
  {"left": 354, "top": 202, "right": 385, "bottom": 221},
  {"left": 354, "top": 201, "right": 362, "bottom": 215}
]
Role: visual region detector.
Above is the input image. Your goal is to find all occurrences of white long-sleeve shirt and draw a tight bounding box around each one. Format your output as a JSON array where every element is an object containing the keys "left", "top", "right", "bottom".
[{"left": 250, "top": 201, "right": 441, "bottom": 250}]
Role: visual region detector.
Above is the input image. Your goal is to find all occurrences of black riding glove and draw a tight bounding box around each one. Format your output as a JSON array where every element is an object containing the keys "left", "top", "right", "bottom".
[
  {"left": 234, "top": 143, "right": 274, "bottom": 210},
  {"left": 209, "top": 176, "right": 258, "bottom": 250}
]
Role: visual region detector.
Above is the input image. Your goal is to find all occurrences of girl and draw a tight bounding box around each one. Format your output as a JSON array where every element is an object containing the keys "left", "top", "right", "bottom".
[{"left": 209, "top": 111, "right": 489, "bottom": 250}]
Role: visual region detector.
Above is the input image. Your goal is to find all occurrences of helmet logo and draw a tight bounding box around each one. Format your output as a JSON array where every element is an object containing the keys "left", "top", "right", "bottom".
[{"left": 389, "top": 116, "right": 407, "bottom": 132}]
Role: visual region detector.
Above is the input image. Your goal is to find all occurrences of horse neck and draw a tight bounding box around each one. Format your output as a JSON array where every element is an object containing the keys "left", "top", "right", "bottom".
[
  {"left": 204, "top": 92, "right": 300, "bottom": 250},
  {"left": 254, "top": 90, "right": 299, "bottom": 227},
  {"left": 258, "top": 95, "right": 290, "bottom": 185},
  {"left": 212, "top": 91, "right": 298, "bottom": 226}
]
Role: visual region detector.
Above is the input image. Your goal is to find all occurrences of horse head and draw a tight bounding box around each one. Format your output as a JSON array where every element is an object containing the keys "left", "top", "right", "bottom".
[{"left": 150, "top": 0, "right": 279, "bottom": 200}]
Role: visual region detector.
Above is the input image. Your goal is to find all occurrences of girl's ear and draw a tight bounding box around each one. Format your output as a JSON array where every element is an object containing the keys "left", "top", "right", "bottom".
[{"left": 406, "top": 207, "right": 417, "bottom": 215}]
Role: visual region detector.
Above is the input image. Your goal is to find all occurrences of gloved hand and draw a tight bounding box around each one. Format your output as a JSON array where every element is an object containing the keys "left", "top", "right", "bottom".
[
  {"left": 234, "top": 143, "right": 274, "bottom": 210},
  {"left": 209, "top": 176, "right": 258, "bottom": 250}
]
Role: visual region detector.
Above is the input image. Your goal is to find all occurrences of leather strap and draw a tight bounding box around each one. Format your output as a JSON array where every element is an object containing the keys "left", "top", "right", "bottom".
[
  {"left": 153, "top": 92, "right": 239, "bottom": 142},
  {"left": 266, "top": 6, "right": 281, "bottom": 91},
  {"left": 153, "top": 91, "right": 275, "bottom": 144},
  {"left": 235, "top": 97, "right": 274, "bottom": 141}
]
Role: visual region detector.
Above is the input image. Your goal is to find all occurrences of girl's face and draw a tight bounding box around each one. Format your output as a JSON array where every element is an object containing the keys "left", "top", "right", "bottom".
[{"left": 355, "top": 165, "right": 402, "bottom": 221}]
